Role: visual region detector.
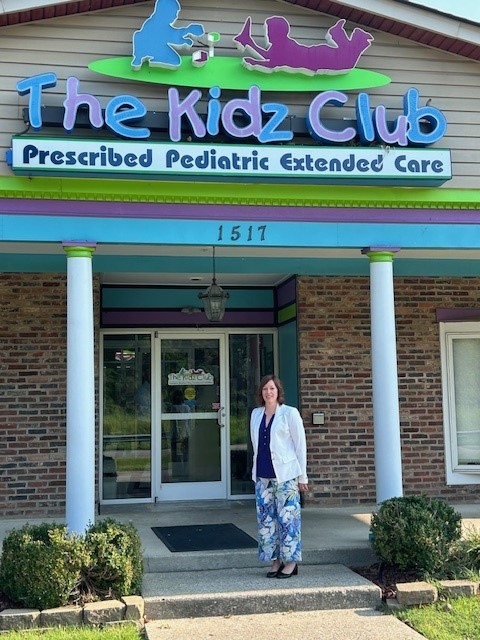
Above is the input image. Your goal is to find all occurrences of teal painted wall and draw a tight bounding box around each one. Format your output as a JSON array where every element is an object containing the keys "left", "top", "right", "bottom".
[
  {"left": 102, "top": 286, "right": 274, "bottom": 309},
  {"left": 278, "top": 320, "right": 298, "bottom": 408}
]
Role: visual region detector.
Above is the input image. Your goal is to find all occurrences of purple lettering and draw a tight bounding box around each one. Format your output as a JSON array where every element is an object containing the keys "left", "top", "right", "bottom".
[
  {"left": 307, "top": 91, "right": 356, "bottom": 143},
  {"left": 221, "top": 86, "right": 262, "bottom": 138},
  {"left": 63, "top": 77, "right": 103, "bottom": 131},
  {"left": 168, "top": 87, "right": 206, "bottom": 142}
]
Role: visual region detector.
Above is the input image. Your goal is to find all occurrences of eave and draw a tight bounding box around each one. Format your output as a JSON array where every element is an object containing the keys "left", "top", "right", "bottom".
[{"left": 0, "top": 0, "right": 479, "bottom": 62}]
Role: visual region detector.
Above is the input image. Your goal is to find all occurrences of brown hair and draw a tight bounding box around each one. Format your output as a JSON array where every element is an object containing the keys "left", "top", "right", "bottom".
[{"left": 256, "top": 374, "right": 285, "bottom": 406}]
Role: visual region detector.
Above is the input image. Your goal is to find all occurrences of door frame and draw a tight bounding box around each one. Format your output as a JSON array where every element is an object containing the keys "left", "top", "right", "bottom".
[
  {"left": 153, "top": 330, "right": 228, "bottom": 501},
  {"left": 99, "top": 327, "right": 278, "bottom": 505}
]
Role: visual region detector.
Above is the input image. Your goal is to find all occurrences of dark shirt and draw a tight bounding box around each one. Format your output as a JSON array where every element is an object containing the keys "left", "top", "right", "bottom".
[{"left": 256, "top": 412, "right": 276, "bottom": 479}]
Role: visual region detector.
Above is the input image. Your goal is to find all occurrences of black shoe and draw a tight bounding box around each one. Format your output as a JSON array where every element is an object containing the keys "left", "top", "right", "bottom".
[
  {"left": 266, "top": 563, "right": 284, "bottom": 578},
  {"left": 276, "top": 563, "right": 298, "bottom": 579}
]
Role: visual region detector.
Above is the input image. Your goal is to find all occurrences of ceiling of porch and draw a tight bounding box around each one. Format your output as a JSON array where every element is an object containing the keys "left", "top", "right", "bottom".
[{"left": 4, "top": 242, "right": 480, "bottom": 286}]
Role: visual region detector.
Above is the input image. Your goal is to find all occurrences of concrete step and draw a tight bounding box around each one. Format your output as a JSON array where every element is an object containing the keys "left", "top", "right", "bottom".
[
  {"left": 143, "top": 546, "right": 377, "bottom": 573},
  {"left": 143, "top": 564, "right": 382, "bottom": 619}
]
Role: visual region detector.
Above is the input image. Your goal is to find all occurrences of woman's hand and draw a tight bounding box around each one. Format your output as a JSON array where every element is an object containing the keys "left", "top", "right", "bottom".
[{"left": 298, "top": 482, "right": 308, "bottom": 492}]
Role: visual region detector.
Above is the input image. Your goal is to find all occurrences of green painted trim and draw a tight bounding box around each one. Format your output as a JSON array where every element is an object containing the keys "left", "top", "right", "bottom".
[
  {"left": 63, "top": 246, "right": 96, "bottom": 259},
  {"left": 278, "top": 303, "right": 297, "bottom": 324},
  {"left": 366, "top": 251, "right": 395, "bottom": 263},
  {"left": 0, "top": 176, "right": 478, "bottom": 210}
]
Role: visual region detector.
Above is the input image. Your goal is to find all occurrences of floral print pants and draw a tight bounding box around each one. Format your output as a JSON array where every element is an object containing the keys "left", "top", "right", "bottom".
[{"left": 255, "top": 478, "right": 302, "bottom": 563}]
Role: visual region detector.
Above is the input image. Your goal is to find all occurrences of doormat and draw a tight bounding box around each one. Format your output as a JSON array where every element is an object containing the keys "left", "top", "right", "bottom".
[{"left": 151, "top": 523, "right": 258, "bottom": 552}]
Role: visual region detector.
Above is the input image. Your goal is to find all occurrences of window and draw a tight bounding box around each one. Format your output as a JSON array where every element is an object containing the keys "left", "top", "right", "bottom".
[
  {"left": 440, "top": 322, "right": 480, "bottom": 484},
  {"left": 102, "top": 333, "right": 152, "bottom": 500},
  {"left": 228, "top": 333, "right": 275, "bottom": 496}
]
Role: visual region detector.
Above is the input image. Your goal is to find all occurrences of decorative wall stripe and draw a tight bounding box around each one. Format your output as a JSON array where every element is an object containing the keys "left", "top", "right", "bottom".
[
  {"left": 436, "top": 308, "right": 480, "bottom": 322},
  {"left": 1, "top": 197, "right": 480, "bottom": 224},
  {"left": 277, "top": 303, "right": 297, "bottom": 325},
  {"left": 276, "top": 277, "right": 297, "bottom": 326},
  {"left": 101, "top": 285, "right": 274, "bottom": 309},
  {"left": 276, "top": 276, "right": 297, "bottom": 308},
  {"left": 101, "top": 308, "right": 275, "bottom": 328}
]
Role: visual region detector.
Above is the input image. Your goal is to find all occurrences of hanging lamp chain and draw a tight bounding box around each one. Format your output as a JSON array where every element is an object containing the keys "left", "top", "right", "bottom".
[{"left": 212, "top": 245, "right": 217, "bottom": 283}]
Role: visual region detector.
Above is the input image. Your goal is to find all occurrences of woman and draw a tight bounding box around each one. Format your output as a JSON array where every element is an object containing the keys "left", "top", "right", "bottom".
[{"left": 250, "top": 374, "right": 308, "bottom": 579}]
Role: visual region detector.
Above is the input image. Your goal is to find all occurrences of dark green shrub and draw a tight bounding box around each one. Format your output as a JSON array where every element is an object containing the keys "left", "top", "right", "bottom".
[
  {"left": 81, "top": 518, "right": 144, "bottom": 599},
  {"left": 0, "top": 523, "right": 85, "bottom": 609},
  {"left": 370, "top": 495, "right": 462, "bottom": 575},
  {"left": 0, "top": 518, "right": 144, "bottom": 610}
]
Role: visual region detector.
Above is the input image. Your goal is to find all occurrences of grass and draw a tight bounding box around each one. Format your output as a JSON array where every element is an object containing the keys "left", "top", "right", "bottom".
[
  {"left": 395, "top": 596, "right": 480, "bottom": 640},
  {"left": 0, "top": 624, "right": 144, "bottom": 640},
  {"left": 115, "top": 458, "right": 150, "bottom": 472}
]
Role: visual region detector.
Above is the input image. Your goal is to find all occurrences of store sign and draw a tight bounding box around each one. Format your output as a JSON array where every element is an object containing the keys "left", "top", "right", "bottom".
[
  {"left": 168, "top": 368, "right": 214, "bottom": 386},
  {"left": 7, "top": 0, "right": 452, "bottom": 185},
  {"left": 9, "top": 137, "right": 451, "bottom": 184}
]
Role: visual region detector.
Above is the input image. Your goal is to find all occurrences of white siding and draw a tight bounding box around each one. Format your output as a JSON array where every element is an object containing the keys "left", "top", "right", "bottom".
[{"left": 0, "top": 0, "right": 478, "bottom": 188}]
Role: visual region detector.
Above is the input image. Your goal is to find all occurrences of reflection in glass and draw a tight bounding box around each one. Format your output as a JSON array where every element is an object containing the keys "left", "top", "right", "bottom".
[
  {"left": 102, "top": 334, "right": 152, "bottom": 499},
  {"left": 229, "top": 333, "right": 274, "bottom": 495},
  {"left": 452, "top": 338, "right": 480, "bottom": 465},
  {"left": 161, "top": 339, "right": 221, "bottom": 483}
]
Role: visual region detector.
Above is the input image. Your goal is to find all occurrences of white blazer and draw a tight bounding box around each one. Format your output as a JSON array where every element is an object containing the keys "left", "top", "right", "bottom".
[{"left": 250, "top": 403, "right": 308, "bottom": 484}]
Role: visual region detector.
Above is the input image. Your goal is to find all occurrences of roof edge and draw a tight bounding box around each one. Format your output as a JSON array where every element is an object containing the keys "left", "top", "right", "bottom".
[{"left": 326, "top": 0, "right": 480, "bottom": 44}]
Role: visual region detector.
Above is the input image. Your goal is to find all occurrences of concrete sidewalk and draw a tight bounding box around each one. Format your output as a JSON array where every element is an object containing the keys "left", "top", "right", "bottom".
[{"left": 145, "top": 608, "right": 427, "bottom": 640}]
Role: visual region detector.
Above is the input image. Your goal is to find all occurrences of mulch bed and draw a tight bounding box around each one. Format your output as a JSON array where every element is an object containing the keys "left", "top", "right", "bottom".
[
  {"left": 0, "top": 591, "right": 19, "bottom": 612},
  {"left": 352, "top": 563, "right": 423, "bottom": 600}
]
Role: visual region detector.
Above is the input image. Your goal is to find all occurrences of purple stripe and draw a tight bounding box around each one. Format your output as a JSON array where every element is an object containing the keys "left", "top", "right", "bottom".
[
  {"left": 2, "top": 198, "right": 480, "bottom": 224},
  {"left": 436, "top": 308, "right": 480, "bottom": 322},
  {"left": 362, "top": 246, "right": 401, "bottom": 253},
  {"left": 62, "top": 241, "right": 97, "bottom": 247},
  {"left": 277, "top": 278, "right": 296, "bottom": 307},
  {"left": 102, "top": 309, "right": 275, "bottom": 326}
]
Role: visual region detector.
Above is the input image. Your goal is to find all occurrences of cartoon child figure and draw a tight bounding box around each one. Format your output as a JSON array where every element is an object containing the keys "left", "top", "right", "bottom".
[
  {"left": 132, "top": 0, "right": 205, "bottom": 70},
  {"left": 234, "top": 16, "right": 372, "bottom": 75}
]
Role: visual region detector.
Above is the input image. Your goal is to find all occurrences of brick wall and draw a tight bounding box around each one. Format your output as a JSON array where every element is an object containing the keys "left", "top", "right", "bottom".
[
  {"left": 0, "top": 273, "right": 99, "bottom": 517},
  {"left": 2, "top": 273, "right": 480, "bottom": 516},
  {"left": 297, "top": 275, "right": 480, "bottom": 505}
]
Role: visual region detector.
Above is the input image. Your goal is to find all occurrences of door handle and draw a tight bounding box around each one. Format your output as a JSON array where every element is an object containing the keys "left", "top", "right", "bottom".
[{"left": 217, "top": 407, "right": 225, "bottom": 428}]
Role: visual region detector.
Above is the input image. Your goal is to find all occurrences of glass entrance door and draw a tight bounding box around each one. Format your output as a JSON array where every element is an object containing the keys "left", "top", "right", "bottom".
[
  {"left": 157, "top": 335, "right": 226, "bottom": 500},
  {"left": 100, "top": 329, "right": 277, "bottom": 504}
]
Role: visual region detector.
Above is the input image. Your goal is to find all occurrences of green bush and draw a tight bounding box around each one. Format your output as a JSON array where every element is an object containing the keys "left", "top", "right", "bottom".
[
  {"left": 0, "top": 519, "right": 144, "bottom": 610},
  {"left": 81, "top": 519, "right": 144, "bottom": 599},
  {"left": 0, "top": 523, "right": 85, "bottom": 609},
  {"left": 370, "top": 495, "right": 462, "bottom": 575}
]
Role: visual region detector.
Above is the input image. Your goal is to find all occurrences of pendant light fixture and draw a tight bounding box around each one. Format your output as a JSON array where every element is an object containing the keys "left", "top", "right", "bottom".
[{"left": 198, "top": 246, "right": 229, "bottom": 322}]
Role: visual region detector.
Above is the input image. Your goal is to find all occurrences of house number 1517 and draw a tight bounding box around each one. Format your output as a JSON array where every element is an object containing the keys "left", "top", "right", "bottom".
[{"left": 217, "top": 224, "right": 267, "bottom": 242}]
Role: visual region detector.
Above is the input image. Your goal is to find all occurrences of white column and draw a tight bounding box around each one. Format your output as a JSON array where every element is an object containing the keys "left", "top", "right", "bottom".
[
  {"left": 363, "top": 248, "right": 403, "bottom": 504},
  {"left": 63, "top": 243, "right": 96, "bottom": 534}
]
